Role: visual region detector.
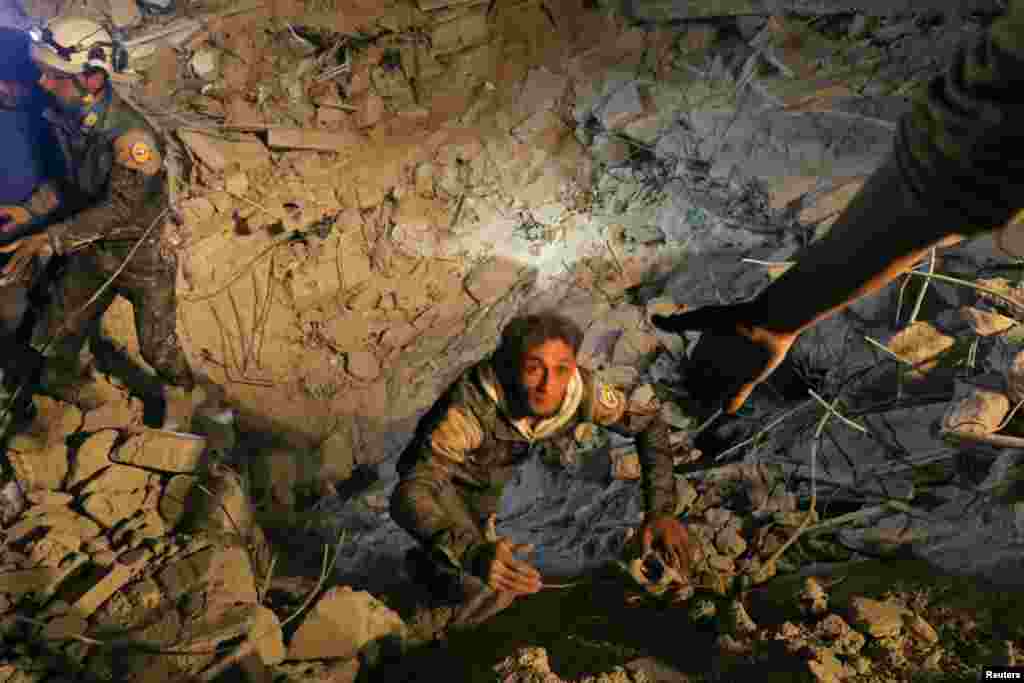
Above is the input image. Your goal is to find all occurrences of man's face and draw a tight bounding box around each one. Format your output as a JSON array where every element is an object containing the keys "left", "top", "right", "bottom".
[
  {"left": 518, "top": 338, "right": 577, "bottom": 418},
  {"left": 0, "top": 80, "right": 30, "bottom": 109}
]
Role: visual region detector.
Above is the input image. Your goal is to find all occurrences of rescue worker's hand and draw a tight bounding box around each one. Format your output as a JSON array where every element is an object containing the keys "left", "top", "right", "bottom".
[
  {"left": 480, "top": 537, "right": 542, "bottom": 596},
  {"left": 638, "top": 515, "right": 690, "bottom": 575},
  {"left": 0, "top": 233, "right": 49, "bottom": 275},
  {"left": 651, "top": 303, "right": 797, "bottom": 415}
]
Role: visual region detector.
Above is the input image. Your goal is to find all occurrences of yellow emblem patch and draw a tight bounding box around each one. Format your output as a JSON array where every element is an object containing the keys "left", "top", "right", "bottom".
[
  {"left": 130, "top": 141, "right": 153, "bottom": 165},
  {"left": 598, "top": 384, "right": 620, "bottom": 410},
  {"left": 82, "top": 111, "right": 98, "bottom": 128}
]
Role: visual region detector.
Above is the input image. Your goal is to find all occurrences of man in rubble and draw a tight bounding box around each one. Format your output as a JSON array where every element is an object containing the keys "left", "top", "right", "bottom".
[
  {"left": 1, "top": 16, "right": 218, "bottom": 429},
  {"left": 390, "top": 312, "right": 689, "bottom": 627},
  {"left": 651, "top": 1, "right": 1024, "bottom": 442}
]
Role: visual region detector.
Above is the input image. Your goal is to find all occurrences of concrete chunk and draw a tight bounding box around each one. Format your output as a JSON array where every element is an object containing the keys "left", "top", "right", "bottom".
[
  {"left": 115, "top": 429, "right": 207, "bottom": 474},
  {"left": 178, "top": 130, "right": 271, "bottom": 173},
  {"left": 286, "top": 586, "right": 406, "bottom": 661}
]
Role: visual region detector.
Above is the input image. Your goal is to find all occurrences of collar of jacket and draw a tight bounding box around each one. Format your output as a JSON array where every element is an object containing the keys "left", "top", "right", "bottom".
[{"left": 475, "top": 359, "right": 582, "bottom": 442}]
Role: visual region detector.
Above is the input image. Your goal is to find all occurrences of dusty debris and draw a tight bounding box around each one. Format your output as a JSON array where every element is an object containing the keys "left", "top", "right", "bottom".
[
  {"left": 115, "top": 429, "right": 207, "bottom": 474},
  {"left": 267, "top": 127, "right": 363, "bottom": 153},
  {"left": 886, "top": 321, "right": 956, "bottom": 379},
  {"left": 178, "top": 130, "right": 271, "bottom": 173},
  {"left": 286, "top": 586, "right": 406, "bottom": 661},
  {"left": 941, "top": 381, "right": 1011, "bottom": 437},
  {"left": 108, "top": 0, "right": 141, "bottom": 29}
]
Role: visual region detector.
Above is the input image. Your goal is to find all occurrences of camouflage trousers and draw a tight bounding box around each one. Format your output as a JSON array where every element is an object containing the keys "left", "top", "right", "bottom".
[{"left": 45, "top": 235, "right": 194, "bottom": 391}]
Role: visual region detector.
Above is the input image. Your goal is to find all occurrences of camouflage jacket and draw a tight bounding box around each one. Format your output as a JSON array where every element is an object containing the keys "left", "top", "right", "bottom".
[
  {"left": 394, "top": 358, "right": 677, "bottom": 572},
  {"left": 44, "top": 88, "right": 169, "bottom": 258},
  {"left": 896, "top": 0, "right": 1024, "bottom": 233}
]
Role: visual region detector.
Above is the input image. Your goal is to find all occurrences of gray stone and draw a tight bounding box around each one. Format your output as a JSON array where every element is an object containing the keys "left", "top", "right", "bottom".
[
  {"left": 873, "top": 20, "right": 918, "bottom": 43},
  {"left": 848, "top": 14, "right": 871, "bottom": 39},
  {"left": 598, "top": 82, "right": 649, "bottom": 133}
]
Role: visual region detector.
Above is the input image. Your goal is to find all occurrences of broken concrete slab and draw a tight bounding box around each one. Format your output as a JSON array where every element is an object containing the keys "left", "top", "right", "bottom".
[
  {"left": 267, "top": 127, "right": 364, "bottom": 153},
  {"left": 6, "top": 506, "right": 102, "bottom": 543},
  {"left": 517, "top": 67, "right": 570, "bottom": 118},
  {"left": 82, "top": 462, "right": 151, "bottom": 496},
  {"left": 252, "top": 605, "right": 286, "bottom": 666},
  {"left": 82, "top": 490, "right": 147, "bottom": 529},
  {"left": 430, "top": 4, "right": 489, "bottom": 57},
  {"left": 114, "top": 429, "right": 207, "bottom": 475},
  {"left": 155, "top": 543, "right": 257, "bottom": 607},
  {"left": 464, "top": 260, "right": 533, "bottom": 305},
  {"left": 178, "top": 130, "right": 271, "bottom": 173},
  {"left": 286, "top": 585, "right": 406, "bottom": 661},
  {"left": 6, "top": 445, "right": 68, "bottom": 493},
  {"left": 705, "top": 108, "right": 894, "bottom": 183}
]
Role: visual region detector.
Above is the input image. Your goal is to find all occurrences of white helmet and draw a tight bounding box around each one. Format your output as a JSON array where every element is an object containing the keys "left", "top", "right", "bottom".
[{"left": 29, "top": 16, "right": 125, "bottom": 75}]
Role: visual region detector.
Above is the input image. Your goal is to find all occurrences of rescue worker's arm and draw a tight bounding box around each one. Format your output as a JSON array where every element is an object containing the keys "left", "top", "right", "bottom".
[
  {"left": 389, "top": 405, "right": 493, "bottom": 573},
  {"left": 390, "top": 405, "right": 542, "bottom": 594},
  {"left": 591, "top": 383, "right": 676, "bottom": 518},
  {"left": 654, "top": 2, "right": 1024, "bottom": 414},
  {"left": 44, "top": 130, "right": 167, "bottom": 255},
  {"left": 591, "top": 381, "right": 689, "bottom": 571}
]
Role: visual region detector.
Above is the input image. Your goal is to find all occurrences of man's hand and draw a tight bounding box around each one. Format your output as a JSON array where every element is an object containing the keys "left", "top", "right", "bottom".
[
  {"left": 638, "top": 515, "right": 691, "bottom": 575},
  {"left": 1, "top": 233, "right": 50, "bottom": 275},
  {"left": 652, "top": 303, "right": 797, "bottom": 415},
  {"left": 480, "top": 537, "right": 542, "bottom": 596}
]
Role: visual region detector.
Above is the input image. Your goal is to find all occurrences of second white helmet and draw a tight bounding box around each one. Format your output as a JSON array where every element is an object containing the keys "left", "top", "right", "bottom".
[{"left": 30, "top": 17, "right": 123, "bottom": 75}]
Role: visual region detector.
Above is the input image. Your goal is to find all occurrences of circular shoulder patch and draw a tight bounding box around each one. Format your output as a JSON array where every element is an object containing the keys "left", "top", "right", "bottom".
[
  {"left": 598, "top": 383, "right": 621, "bottom": 410},
  {"left": 82, "top": 111, "right": 99, "bottom": 128},
  {"left": 130, "top": 141, "right": 153, "bottom": 165},
  {"left": 574, "top": 422, "right": 598, "bottom": 446}
]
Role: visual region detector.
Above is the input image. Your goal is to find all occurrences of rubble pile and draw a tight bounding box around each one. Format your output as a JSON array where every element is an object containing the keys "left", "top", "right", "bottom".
[
  {"left": 70, "top": 0, "right": 972, "bottom": 462},
  {"left": 709, "top": 579, "right": 980, "bottom": 682},
  {"left": 493, "top": 646, "right": 646, "bottom": 683},
  {"left": 0, "top": 393, "right": 407, "bottom": 683},
  {"left": 618, "top": 463, "right": 810, "bottom": 604}
]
